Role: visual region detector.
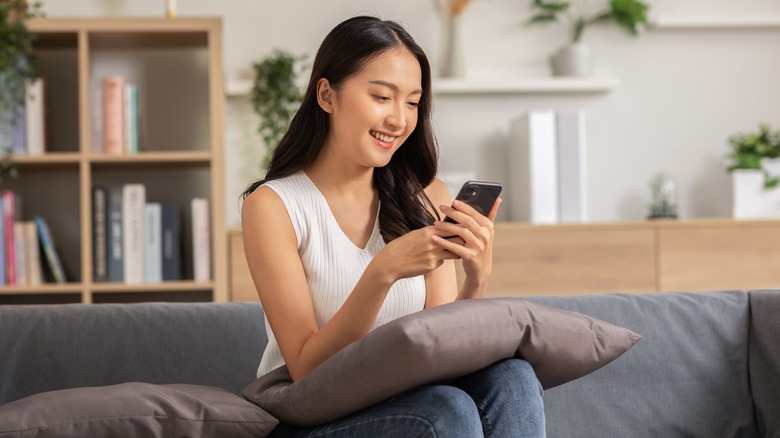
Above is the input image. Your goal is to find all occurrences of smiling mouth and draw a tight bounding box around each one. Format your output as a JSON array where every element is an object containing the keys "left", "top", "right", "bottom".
[{"left": 370, "top": 130, "right": 397, "bottom": 144}]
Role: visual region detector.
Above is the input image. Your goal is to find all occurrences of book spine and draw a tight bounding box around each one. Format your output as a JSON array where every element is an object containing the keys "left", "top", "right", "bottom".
[
  {"left": 3, "top": 191, "right": 17, "bottom": 285},
  {"left": 122, "top": 184, "right": 145, "bottom": 284},
  {"left": 126, "top": 84, "right": 139, "bottom": 154},
  {"left": 108, "top": 187, "right": 124, "bottom": 282},
  {"left": 102, "top": 76, "right": 125, "bottom": 154},
  {"left": 144, "top": 203, "right": 162, "bottom": 283},
  {"left": 24, "top": 221, "right": 42, "bottom": 286},
  {"left": 13, "top": 222, "right": 26, "bottom": 286},
  {"left": 34, "top": 216, "right": 66, "bottom": 284},
  {"left": 92, "top": 186, "right": 108, "bottom": 282},
  {"left": 161, "top": 204, "right": 181, "bottom": 281},
  {"left": 0, "top": 194, "right": 5, "bottom": 285},
  {"left": 25, "top": 78, "right": 45, "bottom": 155},
  {"left": 191, "top": 198, "right": 211, "bottom": 282}
]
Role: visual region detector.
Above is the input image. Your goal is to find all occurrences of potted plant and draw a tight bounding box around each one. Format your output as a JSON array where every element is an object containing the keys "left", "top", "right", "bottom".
[
  {"left": 250, "top": 49, "right": 305, "bottom": 170},
  {"left": 1, "top": 0, "right": 44, "bottom": 181},
  {"left": 528, "top": 0, "right": 649, "bottom": 76},
  {"left": 727, "top": 123, "right": 780, "bottom": 219}
]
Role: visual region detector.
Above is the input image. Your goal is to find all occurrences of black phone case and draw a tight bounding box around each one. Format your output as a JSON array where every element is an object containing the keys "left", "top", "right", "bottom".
[{"left": 444, "top": 180, "right": 503, "bottom": 223}]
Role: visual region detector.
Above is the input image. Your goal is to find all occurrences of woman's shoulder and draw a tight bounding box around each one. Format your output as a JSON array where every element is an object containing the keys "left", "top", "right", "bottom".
[{"left": 424, "top": 178, "right": 452, "bottom": 206}]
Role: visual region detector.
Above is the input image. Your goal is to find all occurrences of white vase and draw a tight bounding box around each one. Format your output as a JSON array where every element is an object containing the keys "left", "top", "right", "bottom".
[
  {"left": 439, "top": 14, "right": 466, "bottom": 78},
  {"left": 732, "top": 158, "right": 780, "bottom": 219},
  {"left": 551, "top": 43, "right": 592, "bottom": 77}
]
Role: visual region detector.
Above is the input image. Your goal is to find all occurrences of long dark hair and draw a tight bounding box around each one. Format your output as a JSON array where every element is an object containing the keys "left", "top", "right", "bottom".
[{"left": 241, "top": 16, "right": 440, "bottom": 243}]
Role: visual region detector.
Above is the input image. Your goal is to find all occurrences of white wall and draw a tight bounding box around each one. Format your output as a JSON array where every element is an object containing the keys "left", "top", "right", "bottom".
[{"left": 41, "top": 0, "right": 780, "bottom": 226}]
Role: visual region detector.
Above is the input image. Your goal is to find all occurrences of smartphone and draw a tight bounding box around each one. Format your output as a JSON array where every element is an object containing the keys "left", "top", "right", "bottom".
[{"left": 443, "top": 180, "right": 503, "bottom": 223}]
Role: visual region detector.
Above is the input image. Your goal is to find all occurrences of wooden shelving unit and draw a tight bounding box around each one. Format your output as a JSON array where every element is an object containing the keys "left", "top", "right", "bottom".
[{"left": 1, "top": 18, "right": 227, "bottom": 304}]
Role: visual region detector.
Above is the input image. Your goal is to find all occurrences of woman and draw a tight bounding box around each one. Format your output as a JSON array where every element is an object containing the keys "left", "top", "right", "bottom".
[{"left": 241, "top": 16, "right": 545, "bottom": 437}]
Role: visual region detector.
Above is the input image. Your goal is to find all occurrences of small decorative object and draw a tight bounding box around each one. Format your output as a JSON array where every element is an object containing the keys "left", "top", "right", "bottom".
[
  {"left": 165, "top": 0, "right": 176, "bottom": 18},
  {"left": 438, "top": 0, "right": 472, "bottom": 78},
  {"left": 528, "top": 0, "right": 649, "bottom": 76},
  {"left": 727, "top": 123, "right": 780, "bottom": 219},
  {"left": 250, "top": 49, "right": 306, "bottom": 170},
  {"left": 647, "top": 173, "right": 678, "bottom": 220},
  {"left": 0, "top": 0, "right": 44, "bottom": 182}
]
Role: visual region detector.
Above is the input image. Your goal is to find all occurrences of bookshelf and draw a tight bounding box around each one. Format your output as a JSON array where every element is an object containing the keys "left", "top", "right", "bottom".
[{"left": 0, "top": 18, "right": 227, "bottom": 304}]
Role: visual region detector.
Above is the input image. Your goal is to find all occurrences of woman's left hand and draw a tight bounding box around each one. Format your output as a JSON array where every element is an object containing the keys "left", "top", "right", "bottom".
[{"left": 431, "top": 198, "right": 502, "bottom": 293}]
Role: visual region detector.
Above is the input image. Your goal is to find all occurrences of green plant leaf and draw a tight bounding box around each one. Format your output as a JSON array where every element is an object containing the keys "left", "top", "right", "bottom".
[
  {"left": 609, "top": 0, "right": 649, "bottom": 35},
  {"left": 529, "top": 14, "right": 558, "bottom": 23}
]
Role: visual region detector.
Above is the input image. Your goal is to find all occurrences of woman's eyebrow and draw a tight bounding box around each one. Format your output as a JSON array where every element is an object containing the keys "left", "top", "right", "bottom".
[{"left": 368, "top": 80, "right": 423, "bottom": 95}]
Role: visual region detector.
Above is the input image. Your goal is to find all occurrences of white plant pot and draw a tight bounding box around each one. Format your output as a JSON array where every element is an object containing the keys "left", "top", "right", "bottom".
[
  {"left": 732, "top": 158, "right": 780, "bottom": 219},
  {"left": 439, "top": 14, "right": 467, "bottom": 78},
  {"left": 551, "top": 43, "right": 592, "bottom": 77}
]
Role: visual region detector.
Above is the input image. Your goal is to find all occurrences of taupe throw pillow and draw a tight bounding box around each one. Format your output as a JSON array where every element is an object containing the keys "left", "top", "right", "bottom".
[
  {"left": 0, "top": 382, "right": 278, "bottom": 438},
  {"left": 243, "top": 297, "right": 641, "bottom": 427}
]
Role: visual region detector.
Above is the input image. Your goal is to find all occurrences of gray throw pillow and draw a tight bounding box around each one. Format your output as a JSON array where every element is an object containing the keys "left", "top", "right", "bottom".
[
  {"left": 0, "top": 382, "right": 278, "bottom": 438},
  {"left": 243, "top": 297, "right": 641, "bottom": 427}
]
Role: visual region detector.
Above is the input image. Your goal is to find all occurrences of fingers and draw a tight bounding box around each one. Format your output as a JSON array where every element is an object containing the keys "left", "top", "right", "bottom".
[
  {"left": 441, "top": 201, "right": 493, "bottom": 229},
  {"left": 487, "top": 197, "right": 502, "bottom": 222}
]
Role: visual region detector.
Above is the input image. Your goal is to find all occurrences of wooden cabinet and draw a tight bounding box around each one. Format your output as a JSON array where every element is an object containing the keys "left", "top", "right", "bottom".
[
  {"left": 1, "top": 18, "right": 227, "bottom": 304},
  {"left": 229, "top": 219, "right": 780, "bottom": 300}
]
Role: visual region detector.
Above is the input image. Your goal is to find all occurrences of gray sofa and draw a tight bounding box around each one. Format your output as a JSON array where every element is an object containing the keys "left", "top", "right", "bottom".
[{"left": 1, "top": 290, "right": 778, "bottom": 437}]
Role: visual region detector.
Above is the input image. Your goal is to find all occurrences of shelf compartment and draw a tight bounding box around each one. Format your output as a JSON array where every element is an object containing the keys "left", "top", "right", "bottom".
[
  {"left": 92, "top": 289, "right": 213, "bottom": 303},
  {"left": 11, "top": 152, "right": 81, "bottom": 167},
  {"left": 88, "top": 41, "right": 211, "bottom": 154},
  {"left": 0, "top": 293, "right": 82, "bottom": 305}
]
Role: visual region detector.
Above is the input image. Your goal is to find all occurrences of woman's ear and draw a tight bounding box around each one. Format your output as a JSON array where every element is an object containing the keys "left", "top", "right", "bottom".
[{"left": 316, "top": 78, "right": 335, "bottom": 114}]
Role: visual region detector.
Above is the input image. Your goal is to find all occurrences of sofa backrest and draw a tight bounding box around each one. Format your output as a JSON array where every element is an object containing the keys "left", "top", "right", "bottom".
[
  {"left": 529, "top": 291, "right": 758, "bottom": 438},
  {"left": 0, "top": 302, "right": 267, "bottom": 405},
  {"left": 748, "top": 289, "right": 780, "bottom": 437}
]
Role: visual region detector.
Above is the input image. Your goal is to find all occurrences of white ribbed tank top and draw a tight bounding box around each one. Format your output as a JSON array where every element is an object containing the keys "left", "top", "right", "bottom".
[{"left": 255, "top": 170, "right": 426, "bottom": 378}]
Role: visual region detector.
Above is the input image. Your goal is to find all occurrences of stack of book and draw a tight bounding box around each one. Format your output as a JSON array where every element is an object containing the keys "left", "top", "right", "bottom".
[
  {"left": 92, "top": 185, "right": 210, "bottom": 284},
  {"left": 102, "top": 76, "right": 140, "bottom": 154},
  {"left": 0, "top": 78, "right": 47, "bottom": 156},
  {"left": 508, "top": 110, "right": 588, "bottom": 224},
  {"left": 0, "top": 190, "right": 65, "bottom": 286}
]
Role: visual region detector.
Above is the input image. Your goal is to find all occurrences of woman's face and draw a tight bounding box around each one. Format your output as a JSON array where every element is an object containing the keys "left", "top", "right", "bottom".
[{"left": 320, "top": 47, "right": 422, "bottom": 169}]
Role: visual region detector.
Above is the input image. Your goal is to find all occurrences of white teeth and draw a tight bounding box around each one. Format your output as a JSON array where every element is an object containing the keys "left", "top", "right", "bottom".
[{"left": 370, "top": 131, "right": 395, "bottom": 143}]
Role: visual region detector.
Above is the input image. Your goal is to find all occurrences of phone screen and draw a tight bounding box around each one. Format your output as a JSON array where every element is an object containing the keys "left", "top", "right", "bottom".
[{"left": 444, "top": 181, "right": 503, "bottom": 223}]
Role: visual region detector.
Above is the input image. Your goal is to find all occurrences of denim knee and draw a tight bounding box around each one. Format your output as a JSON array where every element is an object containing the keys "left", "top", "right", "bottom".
[
  {"left": 404, "top": 385, "right": 483, "bottom": 437},
  {"left": 493, "top": 358, "right": 543, "bottom": 396}
]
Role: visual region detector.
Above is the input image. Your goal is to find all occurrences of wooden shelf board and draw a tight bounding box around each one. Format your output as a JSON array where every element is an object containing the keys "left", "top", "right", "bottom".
[
  {"left": 91, "top": 281, "right": 215, "bottom": 293},
  {"left": 88, "top": 151, "right": 211, "bottom": 165},
  {"left": 0, "top": 284, "right": 84, "bottom": 295},
  {"left": 12, "top": 152, "right": 81, "bottom": 165}
]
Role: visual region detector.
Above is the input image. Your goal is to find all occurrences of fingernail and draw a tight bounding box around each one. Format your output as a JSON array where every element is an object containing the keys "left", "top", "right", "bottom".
[
  {"left": 452, "top": 200, "right": 461, "bottom": 207},
  {"left": 434, "top": 221, "right": 442, "bottom": 226},
  {"left": 439, "top": 204, "right": 449, "bottom": 211}
]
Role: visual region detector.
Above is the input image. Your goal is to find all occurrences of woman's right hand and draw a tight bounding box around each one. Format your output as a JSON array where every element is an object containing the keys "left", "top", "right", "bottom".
[{"left": 374, "top": 226, "right": 461, "bottom": 282}]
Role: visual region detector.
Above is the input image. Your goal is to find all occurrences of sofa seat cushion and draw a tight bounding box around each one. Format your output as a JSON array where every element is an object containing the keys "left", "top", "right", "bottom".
[
  {"left": 0, "top": 382, "right": 278, "bottom": 438},
  {"left": 243, "top": 297, "right": 640, "bottom": 427},
  {"left": 530, "top": 291, "right": 758, "bottom": 438}
]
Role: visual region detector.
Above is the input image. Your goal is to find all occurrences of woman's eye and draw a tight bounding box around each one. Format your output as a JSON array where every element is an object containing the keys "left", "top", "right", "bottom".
[
  {"left": 408, "top": 102, "right": 420, "bottom": 108},
  {"left": 374, "top": 95, "right": 390, "bottom": 102}
]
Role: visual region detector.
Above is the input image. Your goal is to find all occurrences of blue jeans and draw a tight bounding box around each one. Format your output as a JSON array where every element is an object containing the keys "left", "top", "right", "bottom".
[{"left": 269, "top": 358, "right": 546, "bottom": 437}]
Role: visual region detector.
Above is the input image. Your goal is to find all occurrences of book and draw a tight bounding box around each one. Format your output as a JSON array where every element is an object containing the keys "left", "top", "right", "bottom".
[
  {"left": 0, "top": 195, "right": 4, "bottom": 285},
  {"left": 102, "top": 76, "right": 125, "bottom": 154},
  {"left": 161, "top": 204, "right": 181, "bottom": 281},
  {"left": 23, "top": 221, "right": 42, "bottom": 286},
  {"left": 3, "top": 191, "right": 17, "bottom": 285},
  {"left": 34, "top": 216, "right": 66, "bottom": 284},
  {"left": 124, "top": 83, "right": 139, "bottom": 154},
  {"left": 144, "top": 203, "right": 162, "bottom": 283},
  {"left": 122, "top": 184, "right": 145, "bottom": 284},
  {"left": 108, "top": 187, "right": 124, "bottom": 282},
  {"left": 191, "top": 198, "right": 211, "bottom": 282},
  {"left": 92, "top": 186, "right": 108, "bottom": 282},
  {"left": 508, "top": 111, "right": 559, "bottom": 224},
  {"left": 25, "top": 78, "right": 46, "bottom": 155},
  {"left": 556, "top": 110, "right": 588, "bottom": 223},
  {"left": 13, "top": 222, "right": 26, "bottom": 286}
]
